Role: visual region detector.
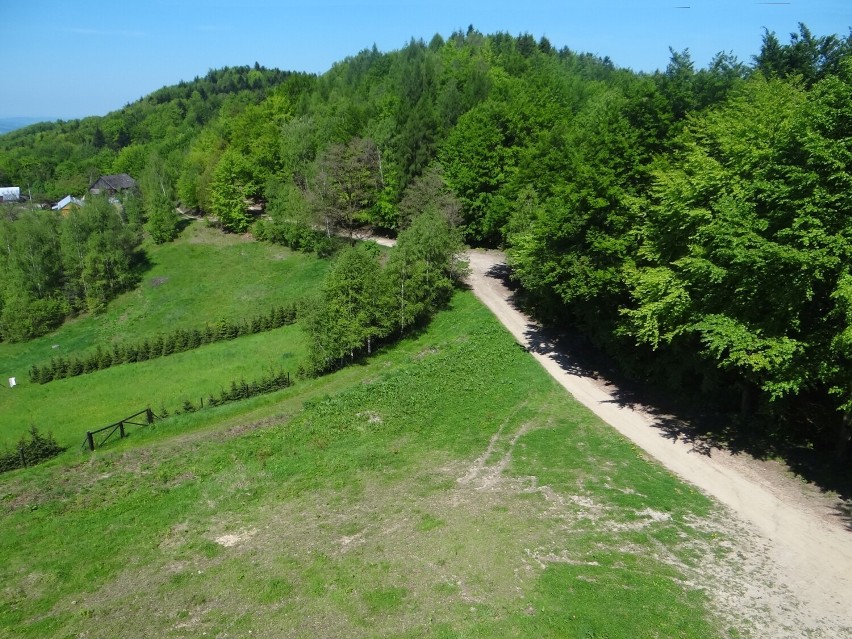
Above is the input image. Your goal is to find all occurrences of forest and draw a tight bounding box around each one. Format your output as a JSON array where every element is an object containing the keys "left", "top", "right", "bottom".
[{"left": 1, "top": 25, "right": 851, "bottom": 457}]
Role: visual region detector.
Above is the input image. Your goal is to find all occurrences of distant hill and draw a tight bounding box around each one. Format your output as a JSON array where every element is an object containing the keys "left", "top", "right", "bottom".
[{"left": 0, "top": 117, "right": 52, "bottom": 135}]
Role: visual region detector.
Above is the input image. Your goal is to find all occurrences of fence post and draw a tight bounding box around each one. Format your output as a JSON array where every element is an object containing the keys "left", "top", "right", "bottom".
[
  {"left": 119, "top": 421, "right": 125, "bottom": 439},
  {"left": 86, "top": 431, "right": 95, "bottom": 452},
  {"left": 146, "top": 408, "right": 154, "bottom": 424}
]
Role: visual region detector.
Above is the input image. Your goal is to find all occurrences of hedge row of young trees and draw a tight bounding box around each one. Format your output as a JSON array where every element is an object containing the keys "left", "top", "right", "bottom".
[
  {"left": 302, "top": 210, "right": 466, "bottom": 375},
  {"left": 28, "top": 303, "right": 297, "bottom": 384},
  {"left": 165, "top": 369, "right": 293, "bottom": 417}
]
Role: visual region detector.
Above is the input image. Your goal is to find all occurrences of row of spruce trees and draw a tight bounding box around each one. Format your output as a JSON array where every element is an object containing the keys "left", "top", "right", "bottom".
[
  {"left": 168, "top": 369, "right": 294, "bottom": 417},
  {"left": 29, "top": 304, "right": 297, "bottom": 384}
]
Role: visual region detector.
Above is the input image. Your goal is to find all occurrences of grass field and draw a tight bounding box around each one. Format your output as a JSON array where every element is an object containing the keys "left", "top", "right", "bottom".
[
  {"left": 0, "top": 290, "right": 736, "bottom": 638},
  {"left": 0, "top": 221, "right": 328, "bottom": 448}
]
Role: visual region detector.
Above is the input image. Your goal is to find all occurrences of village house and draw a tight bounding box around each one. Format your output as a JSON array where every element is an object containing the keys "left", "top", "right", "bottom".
[
  {"left": 89, "top": 173, "right": 137, "bottom": 196},
  {"left": 0, "top": 186, "right": 20, "bottom": 203},
  {"left": 51, "top": 195, "right": 83, "bottom": 216}
]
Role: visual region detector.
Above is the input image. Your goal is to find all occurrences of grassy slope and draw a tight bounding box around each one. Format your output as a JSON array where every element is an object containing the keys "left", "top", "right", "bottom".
[
  {"left": 0, "top": 291, "right": 731, "bottom": 639},
  {"left": 0, "top": 222, "right": 327, "bottom": 448}
]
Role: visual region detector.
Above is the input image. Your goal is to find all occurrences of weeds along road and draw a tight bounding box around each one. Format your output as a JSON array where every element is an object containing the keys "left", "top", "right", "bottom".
[{"left": 464, "top": 248, "right": 852, "bottom": 638}]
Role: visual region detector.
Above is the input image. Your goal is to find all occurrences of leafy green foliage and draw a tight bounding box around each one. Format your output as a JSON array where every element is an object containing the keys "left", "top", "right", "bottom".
[
  {"left": 210, "top": 149, "right": 255, "bottom": 232},
  {"left": 312, "top": 137, "right": 381, "bottom": 243},
  {"left": 60, "top": 195, "right": 142, "bottom": 314},
  {"left": 0, "top": 196, "right": 141, "bottom": 341},
  {"left": 141, "top": 152, "right": 181, "bottom": 243},
  {"left": 303, "top": 211, "right": 466, "bottom": 375},
  {"left": 255, "top": 179, "right": 334, "bottom": 255}
]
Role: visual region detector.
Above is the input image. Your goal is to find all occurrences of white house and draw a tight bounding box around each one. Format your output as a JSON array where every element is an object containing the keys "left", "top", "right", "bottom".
[{"left": 0, "top": 186, "right": 20, "bottom": 202}]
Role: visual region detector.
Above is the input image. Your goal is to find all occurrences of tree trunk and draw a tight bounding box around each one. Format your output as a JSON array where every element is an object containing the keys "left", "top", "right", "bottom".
[
  {"left": 837, "top": 411, "right": 852, "bottom": 462},
  {"left": 739, "top": 383, "right": 754, "bottom": 416}
]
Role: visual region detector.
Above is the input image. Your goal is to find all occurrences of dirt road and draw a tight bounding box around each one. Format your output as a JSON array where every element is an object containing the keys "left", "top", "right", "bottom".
[{"left": 465, "top": 249, "right": 852, "bottom": 638}]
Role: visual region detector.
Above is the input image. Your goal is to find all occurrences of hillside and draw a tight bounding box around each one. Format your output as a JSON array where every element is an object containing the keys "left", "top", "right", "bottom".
[
  {"left": 0, "top": 280, "right": 740, "bottom": 637},
  {"left": 0, "top": 221, "right": 327, "bottom": 449},
  {"left": 0, "top": 118, "right": 49, "bottom": 135}
]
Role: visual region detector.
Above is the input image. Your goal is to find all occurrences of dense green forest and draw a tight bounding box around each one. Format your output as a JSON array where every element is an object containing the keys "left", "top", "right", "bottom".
[{"left": 2, "top": 25, "right": 851, "bottom": 456}]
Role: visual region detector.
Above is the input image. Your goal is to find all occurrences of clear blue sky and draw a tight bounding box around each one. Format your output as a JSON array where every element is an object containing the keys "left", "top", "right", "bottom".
[{"left": 2, "top": 0, "right": 849, "bottom": 120}]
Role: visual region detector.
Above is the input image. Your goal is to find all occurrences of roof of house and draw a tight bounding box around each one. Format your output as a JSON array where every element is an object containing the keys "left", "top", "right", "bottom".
[
  {"left": 52, "top": 195, "right": 83, "bottom": 210},
  {"left": 0, "top": 186, "right": 20, "bottom": 200},
  {"left": 90, "top": 173, "right": 137, "bottom": 191}
]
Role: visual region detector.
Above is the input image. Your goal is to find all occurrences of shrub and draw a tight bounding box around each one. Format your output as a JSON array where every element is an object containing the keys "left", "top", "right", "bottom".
[{"left": 0, "top": 426, "right": 64, "bottom": 474}]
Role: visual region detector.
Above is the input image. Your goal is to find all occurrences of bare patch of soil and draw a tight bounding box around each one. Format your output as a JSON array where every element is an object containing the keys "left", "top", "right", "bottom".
[{"left": 215, "top": 529, "right": 257, "bottom": 548}]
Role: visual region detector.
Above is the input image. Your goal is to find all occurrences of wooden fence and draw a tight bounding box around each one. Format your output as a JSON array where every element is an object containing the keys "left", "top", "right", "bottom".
[{"left": 83, "top": 408, "right": 157, "bottom": 451}]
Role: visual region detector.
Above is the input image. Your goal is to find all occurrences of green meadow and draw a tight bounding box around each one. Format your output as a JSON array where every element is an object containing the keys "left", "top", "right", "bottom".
[
  {"left": 0, "top": 221, "right": 327, "bottom": 448},
  {"left": 0, "top": 228, "right": 737, "bottom": 638}
]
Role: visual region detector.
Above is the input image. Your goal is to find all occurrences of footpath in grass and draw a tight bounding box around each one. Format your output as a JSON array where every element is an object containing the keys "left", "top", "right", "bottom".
[
  {"left": 0, "top": 221, "right": 327, "bottom": 447},
  {"left": 0, "top": 292, "right": 733, "bottom": 638}
]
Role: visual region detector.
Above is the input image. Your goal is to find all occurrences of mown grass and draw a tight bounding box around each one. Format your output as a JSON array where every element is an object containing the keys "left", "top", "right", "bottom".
[
  {"left": 0, "top": 324, "right": 306, "bottom": 449},
  {"left": 0, "top": 291, "right": 732, "bottom": 639},
  {"left": 0, "top": 221, "right": 327, "bottom": 447},
  {"left": 0, "top": 221, "right": 327, "bottom": 376}
]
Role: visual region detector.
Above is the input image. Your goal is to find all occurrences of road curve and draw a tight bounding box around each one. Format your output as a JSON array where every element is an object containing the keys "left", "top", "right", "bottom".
[{"left": 465, "top": 248, "right": 852, "bottom": 638}]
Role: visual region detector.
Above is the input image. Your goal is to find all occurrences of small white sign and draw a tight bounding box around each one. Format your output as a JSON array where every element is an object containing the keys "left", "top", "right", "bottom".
[{"left": 8, "top": 377, "right": 16, "bottom": 388}]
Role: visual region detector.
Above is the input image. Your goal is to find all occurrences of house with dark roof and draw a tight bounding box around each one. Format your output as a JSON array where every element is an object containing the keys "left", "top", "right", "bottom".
[{"left": 89, "top": 173, "right": 137, "bottom": 196}]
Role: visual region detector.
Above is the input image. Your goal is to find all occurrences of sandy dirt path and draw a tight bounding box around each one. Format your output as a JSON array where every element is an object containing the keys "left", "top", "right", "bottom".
[{"left": 465, "top": 248, "right": 852, "bottom": 638}]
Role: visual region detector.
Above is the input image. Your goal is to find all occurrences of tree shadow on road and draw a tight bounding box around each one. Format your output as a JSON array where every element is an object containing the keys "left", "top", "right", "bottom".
[{"left": 483, "top": 261, "right": 852, "bottom": 530}]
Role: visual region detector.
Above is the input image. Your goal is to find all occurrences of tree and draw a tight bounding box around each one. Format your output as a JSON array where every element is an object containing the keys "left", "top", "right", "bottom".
[
  {"left": 61, "top": 195, "right": 140, "bottom": 313},
  {"left": 141, "top": 152, "right": 181, "bottom": 243},
  {"left": 397, "top": 164, "right": 461, "bottom": 229},
  {"left": 0, "top": 210, "right": 67, "bottom": 341},
  {"left": 755, "top": 24, "right": 852, "bottom": 86},
  {"left": 258, "top": 178, "right": 331, "bottom": 254},
  {"left": 507, "top": 86, "right": 645, "bottom": 338},
  {"left": 624, "top": 70, "right": 852, "bottom": 436},
  {"left": 312, "top": 137, "right": 381, "bottom": 243},
  {"left": 440, "top": 90, "right": 523, "bottom": 244},
  {"left": 386, "top": 209, "right": 467, "bottom": 333},
  {"left": 210, "top": 149, "right": 255, "bottom": 232},
  {"left": 303, "top": 243, "right": 391, "bottom": 373}
]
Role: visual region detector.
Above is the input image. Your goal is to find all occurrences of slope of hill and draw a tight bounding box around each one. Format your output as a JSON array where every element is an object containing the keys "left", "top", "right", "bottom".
[
  {"left": 0, "top": 221, "right": 328, "bottom": 448},
  {"left": 1, "top": 287, "right": 736, "bottom": 638},
  {"left": 0, "top": 117, "right": 52, "bottom": 135}
]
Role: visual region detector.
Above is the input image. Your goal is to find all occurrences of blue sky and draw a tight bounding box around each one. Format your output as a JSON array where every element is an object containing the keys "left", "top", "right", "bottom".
[{"left": 1, "top": 0, "right": 849, "bottom": 120}]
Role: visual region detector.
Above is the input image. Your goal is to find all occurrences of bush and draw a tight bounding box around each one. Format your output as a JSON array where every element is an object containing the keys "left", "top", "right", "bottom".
[{"left": 0, "top": 426, "right": 64, "bottom": 474}]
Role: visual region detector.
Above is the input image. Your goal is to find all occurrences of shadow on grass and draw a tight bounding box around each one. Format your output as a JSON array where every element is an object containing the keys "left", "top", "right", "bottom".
[{"left": 481, "top": 261, "right": 852, "bottom": 532}]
